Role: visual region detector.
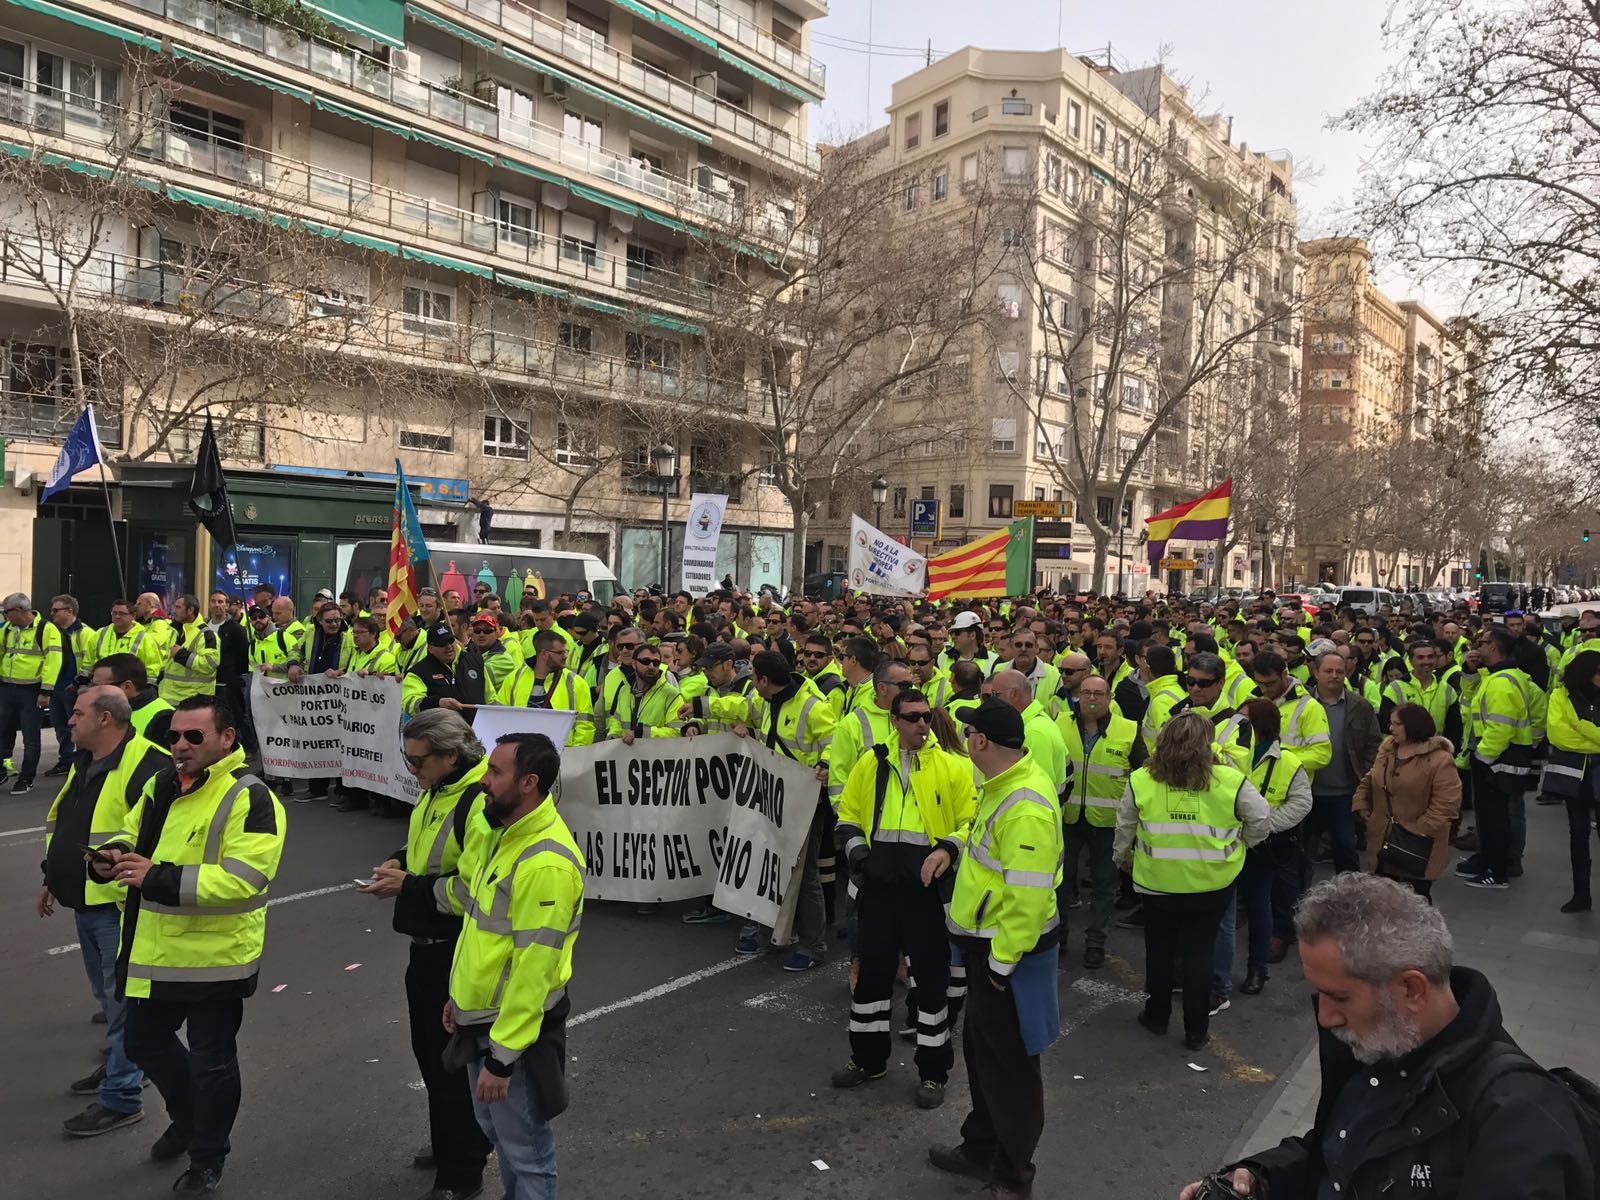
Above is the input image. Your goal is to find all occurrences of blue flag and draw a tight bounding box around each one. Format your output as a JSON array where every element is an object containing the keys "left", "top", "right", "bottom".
[{"left": 40, "top": 406, "right": 105, "bottom": 503}]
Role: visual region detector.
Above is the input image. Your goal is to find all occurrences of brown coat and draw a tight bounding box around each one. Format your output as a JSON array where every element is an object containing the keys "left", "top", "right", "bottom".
[{"left": 1352, "top": 735, "right": 1462, "bottom": 880}]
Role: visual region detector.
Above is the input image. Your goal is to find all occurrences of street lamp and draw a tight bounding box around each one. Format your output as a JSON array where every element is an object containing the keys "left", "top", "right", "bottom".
[
  {"left": 651, "top": 442, "right": 677, "bottom": 592},
  {"left": 871, "top": 475, "right": 889, "bottom": 528}
]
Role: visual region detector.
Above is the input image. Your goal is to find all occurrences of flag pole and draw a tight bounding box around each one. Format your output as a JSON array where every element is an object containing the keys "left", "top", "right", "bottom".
[{"left": 96, "top": 453, "right": 128, "bottom": 601}]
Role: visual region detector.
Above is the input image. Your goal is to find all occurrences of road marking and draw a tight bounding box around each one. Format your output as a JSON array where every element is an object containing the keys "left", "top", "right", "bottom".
[
  {"left": 570, "top": 955, "right": 755, "bottom": 1028},
  {"left": 742, "top": 960, "right": 851, "bottom": 1027},
  {"left": 0, "top": 825, "right": 44, "bottom": 838},
  {"left": 42, "top": 881, "right": 362, "bottom": 956}
]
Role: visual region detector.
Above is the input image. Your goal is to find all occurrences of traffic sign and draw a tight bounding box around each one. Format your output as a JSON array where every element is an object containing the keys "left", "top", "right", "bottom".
[
  {"left": 1203, "top": 547, "right": 1217, "bottom": 568},
  {"left": 909, "top": 498, "right": 940, "bottom": 539},
  {"left": 1161, "top": 558, "right": 1198, "bottom": 571},
  {"left": 1013, "top": 500, "right": 1073, "bottom": 518}
]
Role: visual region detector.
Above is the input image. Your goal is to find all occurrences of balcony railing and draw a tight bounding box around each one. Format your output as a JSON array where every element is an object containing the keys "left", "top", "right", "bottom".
[
  {"left": 114, "top": 0, "right": 812, "bottom": 229},
  {"left": 0, "top": 393, "right": 125, "bottom": 448},
  {"left": 0, "top": 82, "right": 717, "bottom": 310},
  {"left": 643, "top": 0, "right": 824, "bottom": 88},
  {"left": 433, "top": 0, "right": 818, "bottom": 169},
  {"left": 0, "top": 237, "right": 764, "bottom": 413}
]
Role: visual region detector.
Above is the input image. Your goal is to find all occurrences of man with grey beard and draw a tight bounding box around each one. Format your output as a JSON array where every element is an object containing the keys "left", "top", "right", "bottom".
[{"left": 1178, "top": 873, "right": 1598, "bottom": 1200}]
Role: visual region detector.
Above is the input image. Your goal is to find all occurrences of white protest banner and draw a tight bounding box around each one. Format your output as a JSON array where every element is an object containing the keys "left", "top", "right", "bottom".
[
  {"left": 679, "top": 491, "right": 727, "bottom": 597},
  {"left": 253, "top": 673, "right": 413, "bottom": 800},
  {"left": 468, "top": 705, "right": 578, "bottom": 754},
  {"left": 848, "top": 513, "right": 926, "bottom": 597},
  {"left": 557, "top": 733, "right": 819, "bottom": 927}
]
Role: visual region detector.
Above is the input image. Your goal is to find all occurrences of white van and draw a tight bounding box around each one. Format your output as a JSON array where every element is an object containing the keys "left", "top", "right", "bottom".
[
  {"left": 335, "top": 540, "right": 620, "bottom": 607},
  {"left": 1337, "top": 586, "right": 1397, "bottom": 616}
]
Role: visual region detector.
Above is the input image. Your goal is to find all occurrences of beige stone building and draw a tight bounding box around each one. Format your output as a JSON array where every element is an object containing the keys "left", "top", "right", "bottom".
[
  {"left": 0, "top": 0, "right": 824, "bottom": 606},
  {"left": 1296, "top": 238, "right": 1474, "bottom": 586},
  {"left": 812, "top": 47, "right": 1299, "bottom": 594}
]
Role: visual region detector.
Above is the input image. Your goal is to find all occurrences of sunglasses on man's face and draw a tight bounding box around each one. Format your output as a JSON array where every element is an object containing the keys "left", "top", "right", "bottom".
[
  {"left": 897, "top": 710, "right": 933, "bottom": 724},
  {"left": 1186, "top": 676, "right": 1220, "bottom": 689},
  {"left": 635, "top": 657, "right": 661, "bottom": 668},
  {"left": 165, "top": 729, "right": 206, "bottom": 746}
]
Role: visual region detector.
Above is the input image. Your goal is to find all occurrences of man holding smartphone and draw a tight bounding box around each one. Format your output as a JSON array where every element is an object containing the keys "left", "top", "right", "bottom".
[
  {"left": 38, "top": 685, "right": 168, "bottom": 1137},
  {"left": 88, "top": 695, "right": 286, "bottom": 1195}
]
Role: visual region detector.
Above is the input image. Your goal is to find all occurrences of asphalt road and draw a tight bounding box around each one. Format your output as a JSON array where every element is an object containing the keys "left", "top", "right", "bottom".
[{"left": 2, "top": 792, "right": 1315, "bottom": 1200}]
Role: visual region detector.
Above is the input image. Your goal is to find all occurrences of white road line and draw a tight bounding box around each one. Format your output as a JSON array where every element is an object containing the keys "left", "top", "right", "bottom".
[
  {"left": 570, "top": 955, "right": 755, "bottom": 1028},
  {"left": 0, "top": 825, "right": 45, "bottom": 837},
  {"left": 41, "top": 881, "right": 362, "bottom": 956}
]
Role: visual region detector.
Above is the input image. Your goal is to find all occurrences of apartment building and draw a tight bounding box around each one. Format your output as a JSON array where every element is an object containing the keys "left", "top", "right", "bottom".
[
  {"left": 815, "top": 48, "right": 1298, "bottom": 595},
  {"left": 0, "top": 0, "right": 824, "bottom": 607},
  {"left": 1296, "top": 238, "right": 1474, "bottom": 586}
]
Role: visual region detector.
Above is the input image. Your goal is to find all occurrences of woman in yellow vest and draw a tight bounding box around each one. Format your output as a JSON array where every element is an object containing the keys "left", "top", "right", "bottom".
[{"left": 1113, "top": 711, "right": 1272, "bottom": 1051}]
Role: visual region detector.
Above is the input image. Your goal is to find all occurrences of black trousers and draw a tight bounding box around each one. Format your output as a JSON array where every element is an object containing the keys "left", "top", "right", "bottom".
[
  {"left": 958, "top": 960, "right": 1043, "bottom": 1190},
  {"left": 1141, "top": 886, "right": 1234, "bottom": 1040},
  {"left": 1566, "top": 764, "right": 1600, "bottom": 899},
  {"left": 407, "top": 940, "right": 491, "bottom": 1191},
  {"left": 124, "top": 994, "right": 244, "bottom": 1171},
  {"left": 1472, "top": 759, "right": 1517, "bottom": 878},
  {"left": 848, "top": 883, "right": 951, "bottom": 1081}
]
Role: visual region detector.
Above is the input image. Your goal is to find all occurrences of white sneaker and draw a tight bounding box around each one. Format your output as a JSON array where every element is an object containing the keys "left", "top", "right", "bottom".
[{"left": 1209, "top": 996, "right": 1231, "bottom": 1017}]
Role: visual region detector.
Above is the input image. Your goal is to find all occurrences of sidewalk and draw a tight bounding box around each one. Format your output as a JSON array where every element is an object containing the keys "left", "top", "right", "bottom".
[{"left": 1230, "top": 794, "right": 1600, "bottom": 1161}]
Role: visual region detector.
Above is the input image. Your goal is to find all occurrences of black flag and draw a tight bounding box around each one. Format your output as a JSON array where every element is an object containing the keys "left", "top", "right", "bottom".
[{"left": 189, "top": 414, "right": 237, "bottom": 549}]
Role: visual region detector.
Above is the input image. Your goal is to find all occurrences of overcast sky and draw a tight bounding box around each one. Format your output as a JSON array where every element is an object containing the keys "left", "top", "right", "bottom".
[{"left": 810, "top": 0, "right": 1404, "bottom": 277}]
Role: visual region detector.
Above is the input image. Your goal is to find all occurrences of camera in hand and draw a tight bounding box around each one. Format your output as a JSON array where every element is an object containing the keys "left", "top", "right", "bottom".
[{"left": 1193, "top": 1173, "right": 1249, "bottom": 1200}]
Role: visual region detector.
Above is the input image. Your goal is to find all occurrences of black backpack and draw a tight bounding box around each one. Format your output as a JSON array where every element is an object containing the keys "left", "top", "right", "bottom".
[{"left": 1457, "top": 1043, "right": 1600, "bottom": 1197}]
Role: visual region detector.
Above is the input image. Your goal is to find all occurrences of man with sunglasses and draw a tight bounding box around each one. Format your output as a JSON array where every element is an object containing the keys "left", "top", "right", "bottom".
[
  {"left": 501, "top": 630, "right": 595, "bottom": 747},
  {"left": 798, "top": 631, "right": 845, "bottom": 707},
  {"left": 826, "top": 659, "right": 911, "bottom": 811},
  {"left": 1048, "top": 652, "right": 1095, "bottom": 720},
  {"left": 89, "top": 696, "right": 286, "bottom": 1195},
  {"left": 831, "top": 687, "right": 975, "bottom": 1109},
  {"left": 606, "top": 643, "right": 680, "bottom": 743},
  {"left": 596, "top": 627, "right": 642, "bottom": 737},
  {"left": 39, "top": 686, "right": 167, "bottom": 1139},
  {"left": 459, "top": 612, "right": 522, "bottom": 708},
  {"left": 1167, "top": 651, "right": 1253, "bottom": 773},
  {"left": 404, "top": 623, "right": 469, "bottom": 718}
]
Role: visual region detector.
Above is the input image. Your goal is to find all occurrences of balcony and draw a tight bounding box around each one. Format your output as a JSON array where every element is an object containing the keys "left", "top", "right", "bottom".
[
  {"left": 118, "top": 0, "right": 817, "bottom": 191},
  {"left": 0, "top": 81, "right": 720, "bottom": 312},
  {"left": 430, "top": 0, "right": 820, "bottom": 170},
  {"left": 0, "top": 237, "right": 764, "bottom": 414},
  {"left": 644, "top": 0, "right": 826, "bottom": 90}
]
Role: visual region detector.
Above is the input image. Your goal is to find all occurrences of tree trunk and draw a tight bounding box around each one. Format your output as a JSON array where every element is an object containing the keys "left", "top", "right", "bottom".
[{"left": 789, "top": 497, "right": 809, "bottom": 598}]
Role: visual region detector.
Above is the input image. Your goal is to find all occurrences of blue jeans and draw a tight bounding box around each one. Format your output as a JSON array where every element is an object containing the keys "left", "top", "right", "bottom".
[
  {"left": 1237, "top": 851, "right": 1276, "bottom": 977},
  {"left": 76, "top": 906, "right": 143, "bottom": 1113},
  {"left": 470, "top": 1048, "right": 557, "bottom": 1200},
  {"left": 50, "top": 683, "right": 76, "bottom": 762},
  {"left": 0, "top": 681, "right": 43, "bottom": 780},
  {"left": 124, "top": 995, "right": 244, "bottom": 1171},
  {"left": 1310, "top": 790, "right": 1361, "bottom": 872}
]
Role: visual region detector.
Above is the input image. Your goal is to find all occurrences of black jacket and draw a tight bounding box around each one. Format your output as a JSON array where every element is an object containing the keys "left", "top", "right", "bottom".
[
  {"left": 1241, "top": 967, "right": 1594, "bottom": 1200},
  {"left": 214, "top": 618, "right": 249, "bottom": 678},
  {"left": 43, "top": 732, "right": 167, "bottom": 909}
]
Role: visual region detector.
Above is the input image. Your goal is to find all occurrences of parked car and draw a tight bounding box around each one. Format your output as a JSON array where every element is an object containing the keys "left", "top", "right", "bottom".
[
  {"left": 1478, "top": 582, "right": 1514, "bottom": 614},
  {"left": 1338, "top": 586, "right": 1397, "bottom": 616}
]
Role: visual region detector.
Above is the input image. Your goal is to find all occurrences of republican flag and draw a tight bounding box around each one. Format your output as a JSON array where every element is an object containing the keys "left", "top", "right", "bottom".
[
  {"left": 1145, "top": 479, "right": 1231, "bottom": 565},
  {"left": 926, "top": 518, "right": 1034, "bottom": 600},
  {"left": 387, "top": 460, "right": 431, "bottom": 637}
]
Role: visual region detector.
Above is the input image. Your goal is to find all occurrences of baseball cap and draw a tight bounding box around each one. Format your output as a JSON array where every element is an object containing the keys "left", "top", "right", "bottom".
[
  {"left": 960, "top": 697, "right": 1026, "bottom": 749},
  {"left": 246, "top": 605, "right": 269, "bottom": 620},
  {"left": 951, "top": 611, "right": 983, "bottom": 631},
  {"left": 1307, "top": 638, "right": 1338, "bottom": 659},
  {"left": 314, "top": 588, "right": 334, "bottom": 601},
  {"left": 470, "top": 613, "right": 500, "bottom": 631},
  {"left": 696, "top": 642, "right": 737, "bottom": 669},
  {"left": 426, "top": 622, "right": 456, "bottom": 647}
]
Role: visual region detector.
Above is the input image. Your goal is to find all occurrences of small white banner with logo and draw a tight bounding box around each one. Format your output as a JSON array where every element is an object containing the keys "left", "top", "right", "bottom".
[
  {"left": 680, "top": 491, "right": 727, "bottom": 597},
  {"left": 848, "top": 514, "right": 927, "bottom": 597}
]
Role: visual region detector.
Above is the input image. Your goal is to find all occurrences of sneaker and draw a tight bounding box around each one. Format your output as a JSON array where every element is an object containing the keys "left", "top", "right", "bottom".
[
  {"left": 70, "top": 1064, "right": 107, "bottom": 1096},
  {"left": 62, "top": 1103, "right": 143, "bottom": 1138},
  {"left": 1454, "top": 856, "right": 1484, "bottom": 877},
  {"left": 830, "top": 1059, "right": 885, "bottom": 1088},
  {"left": 914, "top": 1080, "right": 946, "bottom": 1109},
  {"left": 11, "top": 778, "right": 33, "bottom": 795},
  {"left": 1209, "top": 995, "right": 1231, "bottom": 1017},
  {"left": 782, "top": 951, "right": 819, "bottom": 972},
  {"left": 44, "top": 760, "right": 70, "bottom": 777},
  {"left": 734, "top": 936, "right": 763, "bottom": 955},
  {"left": 897, "top": 1017, "right": 917, "bottom": 1042},
  {"left": 1464, "top": 872, "right": 1510, "bottom": 890},
  {"left": 171, "top": 1166, "right": 223, "bottom": 1194},
  {"left": 291, "top": 794, "right": 315, "bottom": 804},
  {"left": 680, "top": 905, "right": 731, "bottom": 925},
  {"left": 150, "top": 1123, "right": 190, "bottom": 1163}
]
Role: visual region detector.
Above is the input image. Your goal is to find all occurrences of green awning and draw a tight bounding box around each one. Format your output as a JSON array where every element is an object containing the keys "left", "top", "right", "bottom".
[
  {"left": 305, "top": 221, "right": 400, "bottom": 255},
  {"left": 713, "top": 44, "right": 801, "bottom": 100},
  {"left": 314, "top": 96, "right": 411, "bottom": 139},
  {"left": 569, "top": 182, "right": 640, "bottom": 217},
  {"left": 404, "top": 3, "right": 495, "bottom": 50},
  {"left": 176, "top": 48, "right": 315, "bottom": 104},
  {"left": 496, "top": 272, "right": 568, "bottom": 299},
  {"left": 656, "top": 12, "right": 717, "bottom": 51},
  {"left": 577, "top": 296, "right": 625, "bottom": 316},
  {"left": 413, "top": 128, "right": 493, "bottom": 165},
  {"left": 504, "top": 51, "right": 711, "bottom": 146},
  {"left": 402, "top": 245, "right": 493, "bottom": 279},
  {"left": 166, "top": 183, "right": 266, "bottom": 221},
  {"left": 640, "top": 210, "right": 694, "bottom": 236},
  {"left": 644, "top": 312, "right": 704, "bottom": 335},
  {"left": 4, "top": 0, "right": 159, "bottom": 49},
  {"left": 1090, "top": 166, "right": 1115, "bottom": 187},
  {"left": 611, "top": 0, "right": 656, "bottom": 22},
  {"left": 303, "top": 0, "right": 405, "bottom": 50},
  {"left": 495, "top": 156, "right": 567, "bottom": 188}
]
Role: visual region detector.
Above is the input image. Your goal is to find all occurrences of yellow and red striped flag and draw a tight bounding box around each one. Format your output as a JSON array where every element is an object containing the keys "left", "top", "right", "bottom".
[
  {"left": 926, "top": 518, "right": 1035, "bottom": 600},
  {"left": 386, "top": 461, "right": 431, "bottom": 637}
]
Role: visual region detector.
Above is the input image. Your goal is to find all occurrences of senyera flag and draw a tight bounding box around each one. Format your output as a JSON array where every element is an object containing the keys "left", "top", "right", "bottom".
[
  {"left": 387, "top": 460, "right": 432, "bottom": 637},
  {"left": 926, "top": 518, "right": 1035, "bottom": 601},
  {"left": 1145, "top": 479, "right": 1232, "bottom": 565}
]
